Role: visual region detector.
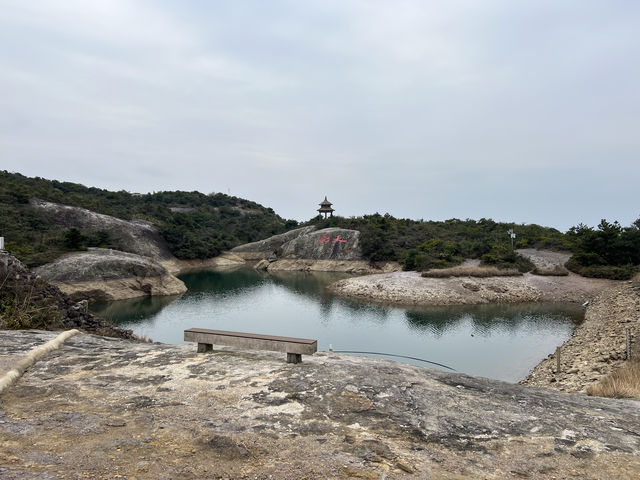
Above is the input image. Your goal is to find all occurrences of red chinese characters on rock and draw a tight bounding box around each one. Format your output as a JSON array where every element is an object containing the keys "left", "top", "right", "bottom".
[{"left": 317, "top": 234, "right": 348, "bottom": 245}]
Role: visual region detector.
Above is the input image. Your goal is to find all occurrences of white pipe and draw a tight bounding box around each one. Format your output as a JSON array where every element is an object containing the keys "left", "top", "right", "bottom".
[{"left": 0, "top": 329, "right": 80, "bottom": 395}]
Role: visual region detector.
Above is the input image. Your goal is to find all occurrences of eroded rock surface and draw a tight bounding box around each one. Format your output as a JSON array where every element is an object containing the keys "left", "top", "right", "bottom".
[
  {"left": 35, "top": 248, "right": 187, "bottom": 303},
  {"left": 279, "top": 227, "right": 362, "bottom": 260},
  {"left": 231, "top": 226, "right": 317, "bottom": 260},
  {"left": 232, "top": 227, "right": 369, "bottom": 271},
  {"left": 1, "top": 330, "right": 639, "bottom": 479}
]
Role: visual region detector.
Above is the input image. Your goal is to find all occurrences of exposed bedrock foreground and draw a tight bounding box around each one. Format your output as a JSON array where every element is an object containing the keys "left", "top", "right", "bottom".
[{"left": 1, "top": 331, "right": 639, "bottom": 479}]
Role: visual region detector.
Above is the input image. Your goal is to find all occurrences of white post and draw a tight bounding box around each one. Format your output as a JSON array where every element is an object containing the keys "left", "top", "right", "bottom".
[{"left": 0, "top": 237, "right": 4, "bottom": 250}]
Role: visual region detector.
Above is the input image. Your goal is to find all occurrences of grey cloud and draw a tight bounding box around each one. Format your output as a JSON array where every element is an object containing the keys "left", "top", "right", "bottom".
[{"left": 0, "top": 0, "right": 638, "bottom": 230}]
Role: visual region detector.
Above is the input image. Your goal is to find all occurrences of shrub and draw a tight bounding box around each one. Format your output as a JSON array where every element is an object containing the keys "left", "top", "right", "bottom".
[
  {"left": 63, "top": 227, "right": 86, "bottom": 250},
  {"left": 421, "top": 266, "right": 522, "bottom": 278},
  {"left": 480, "top": 248, "right": 535, "bottom": 273},
  {"left": 587, "top": 343, "right": 640, "bottom": 399},
  {"left": 0, "top": 278, "right": 64, "bottom": 330},
  {"left": 565, "top": 217, "right": 640, "bottom": 280},
  {"left": 565, "top": 260, "right": 637, "bottom": 280},
  {"left": 531, "top": 265, "right": 570, "bottom": 276}
]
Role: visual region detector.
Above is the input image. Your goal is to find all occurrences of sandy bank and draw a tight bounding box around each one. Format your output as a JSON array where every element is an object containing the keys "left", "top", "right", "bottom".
[
  {"left": 330, "top": 250, "right": 614, "bottom": 307},
  {"left": 330, "top": 270, "right": 614, "bottom": 306}
]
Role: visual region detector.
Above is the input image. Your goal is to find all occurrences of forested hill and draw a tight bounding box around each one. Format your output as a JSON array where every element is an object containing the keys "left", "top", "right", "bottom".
[
  {"left": 2, "top": 171, "right": 638, "bottom": 280},
  {"left": 306, "top": 214, "right": 640, "bottom": 279},
  {"left": 0, "top": 171, "right": 297, "bottom": 266}
]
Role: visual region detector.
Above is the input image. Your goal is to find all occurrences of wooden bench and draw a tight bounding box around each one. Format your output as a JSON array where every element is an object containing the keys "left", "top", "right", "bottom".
[{"left": 184, "top": 328, "right": 317, "bottom": 364}]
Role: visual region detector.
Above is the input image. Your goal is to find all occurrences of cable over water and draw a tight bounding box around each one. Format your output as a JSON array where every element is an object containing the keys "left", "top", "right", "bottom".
[{"left": 332, "top": 350, "right": 457, "bottom": 372}]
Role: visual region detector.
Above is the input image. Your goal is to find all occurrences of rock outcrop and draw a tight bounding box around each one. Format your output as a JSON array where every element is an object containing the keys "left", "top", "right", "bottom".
[
  {"left": 280, "top": 227, "right": 362, "bottom": 260},
  {"left": 1, "top": 330, "right": 639, "bottom": 478},
  {"left": 0, "top": 252, "right": 134, "bottom": 338},
  {"left": 32, "top": 199, "right": 173, "bottom": 259},
  {"left": 231, "top": 226, "right": 396, "bottom": 273},
  {"left": 231, "top": 226, "right": 317, "bottom": 260},
  {"left": 35, "top": 248, "right": 187, "bottom": 303},
  {"left": 161, "top": 252, "right": 246, "bottom": 275}
]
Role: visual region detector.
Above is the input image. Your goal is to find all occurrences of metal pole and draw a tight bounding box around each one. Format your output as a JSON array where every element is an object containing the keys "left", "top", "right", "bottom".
[{"left": 556, "top": 346, "right": 561, "bottom": 373}]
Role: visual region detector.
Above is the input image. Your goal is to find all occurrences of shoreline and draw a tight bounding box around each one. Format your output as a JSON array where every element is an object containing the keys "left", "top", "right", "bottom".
[
  {"left": 37, "top": 247, "right": 638, "bottom": 393},
  {"left": 328, "top": 268, "right": 638, "bottom": 392},
  {"left": 521, "top": 276, "right": 640, "bottom": 393},
  {"left": 329, "top": 270, "right": 614, "bottom": 307}
]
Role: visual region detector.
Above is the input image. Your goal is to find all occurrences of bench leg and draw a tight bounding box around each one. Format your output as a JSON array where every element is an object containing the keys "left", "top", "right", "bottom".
[
  {"left": 197, "top": 343, "right": 213, "bottom": 353},
  {"left": 287, "top": 353, "right": 302, "bottom": 364}
]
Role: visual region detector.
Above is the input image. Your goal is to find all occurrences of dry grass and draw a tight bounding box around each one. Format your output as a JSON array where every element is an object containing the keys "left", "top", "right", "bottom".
[
  {"left": 531, "top": 265, "right": 570, "bottom": 276},
  {"left": 587, "top": 343, "right": 640, "bottom": 399},
  {"left": 421, "top": 266, "right": 522, "bottom": 278},
  {"left": 133, "top": 334, "right": 154, "bottom": 343}
]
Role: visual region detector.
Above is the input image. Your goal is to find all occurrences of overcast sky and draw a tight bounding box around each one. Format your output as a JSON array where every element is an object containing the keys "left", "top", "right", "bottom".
[{"left": 1, "top": 1, "right": 638, "bottom": 231}]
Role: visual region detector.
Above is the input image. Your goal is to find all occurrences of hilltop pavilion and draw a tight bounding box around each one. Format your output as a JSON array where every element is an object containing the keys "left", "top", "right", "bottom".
[{"left": 317, "top": 196, "right": 334, "bottom": 219}]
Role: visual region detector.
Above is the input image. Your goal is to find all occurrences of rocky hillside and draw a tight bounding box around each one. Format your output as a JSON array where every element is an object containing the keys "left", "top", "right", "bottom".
[
  {"left": 0, "top": 251, "right": 134, "bottom": 338},
  {"left": 32, "top": 199, "right": 173, "bottom": 259},
  {"left": 1, "top": 330, "right": 639, "bottom": 478},
  {"left": 0, "top": 170, "right": 292, "bottom": 266}
]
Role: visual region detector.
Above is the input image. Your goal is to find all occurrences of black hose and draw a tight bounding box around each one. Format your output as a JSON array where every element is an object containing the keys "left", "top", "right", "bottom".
[{"left": 332, "top": 350, "right": 457, "bottom": 372}]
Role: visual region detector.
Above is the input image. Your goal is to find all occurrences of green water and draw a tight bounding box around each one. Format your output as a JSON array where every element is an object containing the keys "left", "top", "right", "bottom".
[{"left": 93, "top": 268, "right": 584, "bottom": 382}]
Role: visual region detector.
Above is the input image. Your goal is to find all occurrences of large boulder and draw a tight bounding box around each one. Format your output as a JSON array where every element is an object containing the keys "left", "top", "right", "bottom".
[
  {"left": 280, "top": 227, "right": 362, "bottom": 260},
  {"left": 231, "top": 226, "right": 316, "bottom": 260},
  {"left": 232, "top": 227, "right": 363, "bottom": 262},
  {"left": 35, "top": 248, "right": 187, "bottom": 303}
]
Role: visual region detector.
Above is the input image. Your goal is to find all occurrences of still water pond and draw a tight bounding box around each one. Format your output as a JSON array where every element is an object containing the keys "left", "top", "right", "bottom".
[{"left": 93, "top": 269, "right": 584, "bottom": 382}]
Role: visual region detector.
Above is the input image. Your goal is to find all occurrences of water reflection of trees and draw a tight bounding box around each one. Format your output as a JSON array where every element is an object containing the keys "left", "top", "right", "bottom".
[
  {"left": 95, "top": 268, "right": 585, "bottom": 340},
  {"left": 179, "top": 268, "right": 268, "bottom": 295},
  {"left": 92, "top": 294, "right": 182, "bottom": 325},
  {"left": 404, "top": 303, "right": 584, "bottom": 337},
  {"left": 268, "top": 271, "right": 353, "bottom": 313}
]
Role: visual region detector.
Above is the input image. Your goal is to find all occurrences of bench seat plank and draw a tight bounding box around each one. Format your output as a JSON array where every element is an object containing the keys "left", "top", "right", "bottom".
[{"left": 184, "top": 328, "right": 317, "bottom": 356}]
